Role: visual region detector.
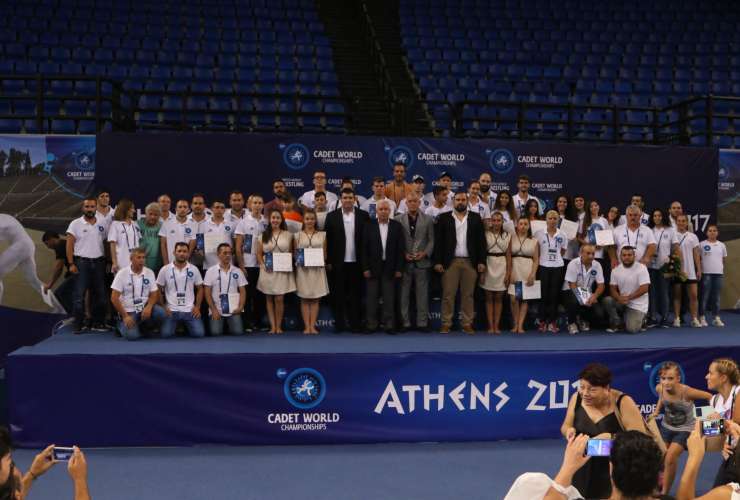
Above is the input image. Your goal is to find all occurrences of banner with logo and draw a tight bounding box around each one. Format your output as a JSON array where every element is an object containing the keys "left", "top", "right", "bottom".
[
  {"left": 97, "top": 133, "right": 718, "bottom": 233},
  {"left": 9, "top": 345, "right": 738, "bottom": 447}
]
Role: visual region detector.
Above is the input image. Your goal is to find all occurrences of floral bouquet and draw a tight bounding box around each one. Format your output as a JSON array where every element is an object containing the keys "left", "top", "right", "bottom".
[{"left": 661, "top": 254, "right": 687, "bottom": 282}]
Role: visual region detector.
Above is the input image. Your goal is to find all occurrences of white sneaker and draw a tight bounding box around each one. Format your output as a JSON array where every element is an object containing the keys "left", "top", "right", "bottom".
[
  {"left": 578, "top": 320, "right": 590, "bottom": 332},
  {"left": 690, "top": 318, "right": 702, "bottom": 328},
  {"left": 568, "top": 323, "right": 579, "bottom": 335},
  {"left": 699, "top": 316, "right": 708, "bottom": 327},
  {"left": 713, "top": 316, "right": 725, "bottom": 327},
  {"left": 672, "top": 318, "right": 681, "bottom": 328}
]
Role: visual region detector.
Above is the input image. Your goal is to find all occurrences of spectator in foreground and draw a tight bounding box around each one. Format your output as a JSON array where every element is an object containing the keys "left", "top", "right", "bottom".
[
  {"left": 41, "top": 231, "right": 75, "bottom": 314},
  {"left": 678, "top": 419, "right": 740, "bottom": 499}
]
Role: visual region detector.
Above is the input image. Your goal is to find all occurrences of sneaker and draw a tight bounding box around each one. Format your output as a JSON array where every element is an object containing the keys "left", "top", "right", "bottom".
[
  {"left": 90, "top": 323, "right": 110, "bottom": 332},
  {"left": 606, "top": 326, "right": 619, "bottom": 333},
  {"left": 645, "top": 319, "right": 659, "bottom": 329},
  {"left": 672, "top": 318, "right": 681, "bottom": 328},
  {"left": 568, "top": 323, "right": 579, "bottom": 335},
  {"left": 699, "top": 316, "right": 709, "bottom": 327},
  {"left": 690, "top": 318, "right": 702, "bottom": 328},
  {"left": 576, "top": 318, "right": 589, "bottom": 332},
  {"left": 660, "top": 321, "right": 672, "bottom": 329},
  {"left": 713, "top": 316, "right": 725, "bottom": 327},
  {"left": 548, "top": 322, "right": 559, "bottom": 333}
]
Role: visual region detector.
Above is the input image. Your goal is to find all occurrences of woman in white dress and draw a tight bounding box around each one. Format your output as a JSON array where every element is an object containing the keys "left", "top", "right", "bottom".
[
  {"left": 257, "top": 209, "right": 296, "bottom": 334},
  {"left": 294, "top": 209, "right": 328, "bottom": 335},
  {"left": 479, "top": 212, "right": 511, "bottom": 334}
]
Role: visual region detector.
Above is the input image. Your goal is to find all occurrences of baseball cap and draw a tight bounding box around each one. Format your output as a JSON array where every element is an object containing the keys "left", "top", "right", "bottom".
[{"left": 412, "top": 174, "right": 425, "bottom": 182}]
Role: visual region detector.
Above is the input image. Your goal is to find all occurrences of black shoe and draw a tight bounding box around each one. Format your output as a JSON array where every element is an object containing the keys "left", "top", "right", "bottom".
[
  {"left": 385, "top": 328, "right": 397, "bottom": 335},
  {"left": 90, "top": 323, "right": 109, "bottom": 332},
  {"left": 398, "top": 326, "right": 408, "bottom": 333}
]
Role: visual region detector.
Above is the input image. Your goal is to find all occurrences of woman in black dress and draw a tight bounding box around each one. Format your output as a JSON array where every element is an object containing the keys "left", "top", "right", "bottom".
[{"left": 560, "top": 363, "right": 646, "bottom": 499}]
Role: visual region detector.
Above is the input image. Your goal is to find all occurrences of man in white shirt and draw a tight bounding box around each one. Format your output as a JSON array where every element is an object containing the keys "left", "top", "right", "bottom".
[
  {"left": 362, "top": 176, "right": 397, "bottom": 218},
  {"left": 423, "top": 171, "right": 454, "bottom": 208},
  {"left": 159, "top": 199, "right": 193, "bottom": 266},
  {"left": 66, "top": 196, "right": 109, "bottom": 332},
  {"left": 225, "top": 190, "right": 247, "bottom": 223},
  {"left": 198, "top": 199, "right": 236, "bottom": 269},
  {"left": 187, "top": 193, "right": 209, "bottom": 270},
  {"left": 603, "top": 246, "right": 651, "bottom": 333},
  {"left": 314, "top": 191, "right": 330, "bottom": 230},
  {"left": 669, "top": 200, "right": 694, "bottom": 231},
  {"left": 157, "top": 193, "right": 176, "bottom": 223},
  {"left": 95, "top": 189, "right": 113, "bottom": 235},
  {"left": 156, "top": 242, "right": 205, "bottom": 338},
  {"left": 235, "top": 194, "right": 267, "bottom": 331},
  {"left": 110, "top": 247, "right": 166, "bottom": 340},
  {"left": 204, "top": 243, "right": 247, "bottom": 336},
  {"left": 424, "top": 186, "right": 452, "bottom": 222},
  {"left": 299, "top": 169, "right": 338, "bottom": 209},
  {"left": 610, "top": 204, "right": 656, "bottom": 267},
  {"left": 397, "top": 175, "right": 431, "bottom": 214},
  {"left": 467, "top": 180, "right": 492, "bottom": 221},
  {"left": 512, "top": 174, "right": 544, "bottom": 217},
  {"left": 617, "top": 194, "right": 650, "bottom": 226},
  {"left": 478, "top": 172, "right": 497, "bottom": 211},
  {"left": 562, "top": 244, "right": 606, "bottom": 334}
]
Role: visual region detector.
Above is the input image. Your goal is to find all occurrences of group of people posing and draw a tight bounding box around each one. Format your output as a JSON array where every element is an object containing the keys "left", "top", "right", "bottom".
[{"left": 45, "top": 162, "right": 728, "bottom": 338}]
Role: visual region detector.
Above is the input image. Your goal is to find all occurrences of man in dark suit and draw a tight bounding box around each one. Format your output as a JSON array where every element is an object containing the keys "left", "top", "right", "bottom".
[
  {"left": 433, "top": 191, "right": 487, "bottom": 333},
  {"left": 395, "top": 192, "right": 434, "bottom": 332},
  {"left": 325, "top": 188, "right": 370, "bottom": 332},
  {"left": 361, "top": 199, "right": 405, "bottom": 333}
]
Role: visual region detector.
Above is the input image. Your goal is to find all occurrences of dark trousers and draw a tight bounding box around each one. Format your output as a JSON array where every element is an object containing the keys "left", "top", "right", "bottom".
[
  {"left": 330, "top": 262, "right": 362, "bottom": 331},
  {"left": 537, "top": 266, "right": 565, "bottom": 322},
  {"left": 244, "top": 267, "right": 266, "bottom": 328},
  {"left": 56, "top": 275, "right": 76, "bottom": 314},
  {"left": 366, "top": 272, "right": 396, "bottom": 330},
  {"left": 72, "top": 257, "right": 106, "bottom": 327},
  {"left": 562, "top": 290, "right": 607, "bottom": 326}
]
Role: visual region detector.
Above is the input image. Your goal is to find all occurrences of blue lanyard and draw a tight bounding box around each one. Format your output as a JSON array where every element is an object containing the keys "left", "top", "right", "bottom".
[
  {"left": 171, "top": 266, "right": 189, "bottom": 293},
  {"left": 217, "top": 268, "right": 233, "bottom": 295},
  {"left": 579, "top": 263, "right": 593, "bottom": 289},
  {"left": 129, "top": 271, "right": 145, "bottom": 300},
  {"left": 625, "top": 227, "right": 640, "bottom": 247},
  {"left": 655, "top": 229, "right": 666, "bottom": 257}
]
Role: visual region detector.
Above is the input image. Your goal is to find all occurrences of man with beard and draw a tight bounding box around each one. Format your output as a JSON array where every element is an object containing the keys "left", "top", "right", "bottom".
[{"left": 603, "top": 246, "right": 651, "bottom": 333}]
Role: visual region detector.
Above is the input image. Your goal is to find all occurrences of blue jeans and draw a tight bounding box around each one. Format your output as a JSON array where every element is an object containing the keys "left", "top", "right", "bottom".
[
  {"left": 55, "top": 275, "right": 76, "bottom": 314},
  {"left": 648, "top": 268, "right": 671, "bottom": 323},
  {"left": 161, "top": 311, "right": 206, "bottom": 338},
  {"left": 72, "top": 257, "right": 106, "bottom": 326},
  {"left": 209, "top": 314, "right": 244, "bottom": 335},
  {"left": 117, "top": 305, "right": 168, "bottom": 341},
  {"left": 701, "top": 274, "right": 724, "bottom": 317}
]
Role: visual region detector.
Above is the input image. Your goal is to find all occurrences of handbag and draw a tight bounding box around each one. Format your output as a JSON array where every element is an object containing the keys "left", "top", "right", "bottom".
[{"left": 613, "top": 392, "right": 667, "bottom": 454}]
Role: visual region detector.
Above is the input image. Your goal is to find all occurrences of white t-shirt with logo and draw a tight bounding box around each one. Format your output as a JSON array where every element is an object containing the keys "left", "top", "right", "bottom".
[
  {"left": 700, "top": 240, "right": 727, "bottom": 275},
  {"left": 156, "top": 263, "right": 203, "bottom": 313},
  {"left": 225, "top": 209, "right": 247, "bottom": 224},
  {"left": 159, "top": 217, "right": 196, "bottom": 263},
  {"left": 675, "top": 230, "right": 701, "bottom": 280},
  {"left": 535, "top": 229, "right": 568, "bottom": 268},
  {"left": 203, "top": 264, "right": 247, "bottom": 316},
  {"left": 361, "top": 197, "right": 397, "bottom": 219},
  {"left": 563, "top": 257, "right": 604, "bottom": 291},
  {"left": 397, "top": 195, "right": 431, "bottom": 214},
  {"left": 650, "top": 226, "right": 678, "bottom": 270},
  {"left": 107, "top": 220, "right": 142, "bottom": 268},
  {"left": 618, "top": 212, "right": 650, "bottom": 227},
  {"left": 95, "top": 209, "right": 113, "bottom": 236},
  {"left": 423, "top": 191, "right": 454, "bottom": 208},
  {"left": 467, "top": 199, "right": 491, "bottom": 220},
  {"left": 202, "top": 218, "right": 236, "bottom": 268},
  {"left": 111, "top": 265, "right": 157, "bottom": 313},
  {"left": 424, "top": 204, "right": 452, "bottom": 221},
  {"left": 66, "top": 216, "right": 106, "bottom": 258},
  {"left": 613, "top": 224, "right": 657, "bottom": 263},
  {"left": 234, "top": 214, "right": 266, "bottom": 268},
  {"left": 610, "top": 262, "right": 651, "bottom": 313},
  {"left": 299, "top": 190, "right": 338, "bottom": 209}
]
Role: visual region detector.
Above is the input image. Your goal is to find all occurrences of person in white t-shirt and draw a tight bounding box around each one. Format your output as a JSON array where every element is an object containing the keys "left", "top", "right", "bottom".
[
  {"left": 187, "top": 193, "right": 209, "bottom": 269},
  {"left": 467, "top": 180, "right": 492, "bottom": 222},
  {"left": 603, "top": 246, "right": 651, "bottom": 333},
  {"left": 110, "top": 247, "right": 166, "bottom": 340},
  {"left": 313, "top": 191, "right": 330, "bottom": 231},
  {"left": 491, "top": 190, "right": 517, "bottom": 229},
  {"left": 610, "top": 205, "right": 656, "bottom": 267},
  {"left": 361, "top": 176, "right": 397, "bottom": 218},
  {"left": 699, "top": 224, "right": 727, "bottom": 327},
  {"left": 157, "top": 193, "right": 176, "bottom": 223},
  {"left": 108, "top": 199, "right": 141, "bottom": 274},
  {"left": 478, "top": 172, "right": 497, "bottom": 212},
  {"left": 225, "top": 190, "right": 247, "bottom": 223},
  {"left": 235, "top": 194, "right": 267, "bottom": 332},
  {"left": 156, "top": 242, "right": 205, "bottom": 337},
  {"left": 672, "top": 214, "right": 702, "bottom": 328},
  {"left": 579, "top": 200, "right": 610, "bottom": 282},
  {"left": 512, "top": 174, "right": 544, "bottom": 218},
  {"left": 424, "top": 186, "right": 452, "bottom": 222},
  {"left": 203, "top": 243, "right": 247, "bottom": 336},
  {"left": 617, "top": 193, "right": 650, "bottom": 226},
  {"left": 669, "top": 200, "right": 694, "bottom": 232},
  {"left": 299, "top": 169, "right": 338, "bottom": 210},
  {"left": 199, "top": 199, "right": 236, "bottom": 269},
  {"left": 646, "top": 208, "right": 678, "bottom": 328},
  {"left": 159, "top": 199, "right": 193, "bottom": 266},
  {"left": 95, "top": 189, "right": 113, "bottom": 236},
  {"left": 535, "top": 210, "right": 568, "bottom": 333},
  {"left": 397, "top": 175, "right": 431, "bottom": 214},
  {"left": 562, "top": 244, "right": 606, "bottom": 335},
  {"left": 423, "top": 171, "right": 454, "bottom": 208}
]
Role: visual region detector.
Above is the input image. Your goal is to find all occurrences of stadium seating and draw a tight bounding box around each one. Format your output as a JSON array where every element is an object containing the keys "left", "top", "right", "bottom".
[
  {"left": 400, "top": 0, "right": 740, "bottom": 145},
  {"left": 0, "top": 0, "right": 345, "bottom": 133}
]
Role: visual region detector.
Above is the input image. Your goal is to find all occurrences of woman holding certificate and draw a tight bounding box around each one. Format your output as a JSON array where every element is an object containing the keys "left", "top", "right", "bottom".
[
  {"left": 508, "top": 218, "right": 539, "bottom": 333},
  {"left": 536, "top": 210, "right": 569, "bottom": 333},
  {"left": 294, "top": 209, "right": 328, "bottom": 335},
  {"left": 479, "top": 212, "right": 511, "bottom": 334},
  {"left": 257, "top": 209, "right": 296, "bottom": 334}
]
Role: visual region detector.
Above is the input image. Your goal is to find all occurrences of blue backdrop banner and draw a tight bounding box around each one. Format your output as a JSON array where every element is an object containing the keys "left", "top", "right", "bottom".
[
  {"left": 8, "top": 345, "right": 738, "bottom": 447},
  {"left": 96, "top": 133, "right": 718, "bottom": 233}
]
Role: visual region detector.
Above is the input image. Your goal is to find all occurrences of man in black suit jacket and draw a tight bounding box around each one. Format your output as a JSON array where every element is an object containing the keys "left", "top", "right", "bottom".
[
  {"left": 433, "top": 191, "right": 487, "bottom": 333},
  {"left": 361, "top": 199, "right": 405, "bottom": 333},
  {"left": 325, "top": 188, "right": 370, "bottom": 332}
]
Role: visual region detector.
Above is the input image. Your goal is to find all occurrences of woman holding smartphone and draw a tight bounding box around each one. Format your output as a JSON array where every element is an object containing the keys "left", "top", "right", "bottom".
[
  {"left": 651, "top": 361, "right": 712, "bottom": 495},
  {"left": 706, "top": 358, "right": 740, "bottom": 486}
]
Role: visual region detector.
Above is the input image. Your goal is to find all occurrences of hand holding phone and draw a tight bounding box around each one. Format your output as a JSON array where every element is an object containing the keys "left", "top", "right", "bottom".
[
  {"left": 585, "top": 438, "right": 613, "bottom": 457},
  {"left": 52, "top": 446, "right": 75, "bottom": 462},
  {"left": 701, "top": 419, "right": 725, "bottom": 437}
]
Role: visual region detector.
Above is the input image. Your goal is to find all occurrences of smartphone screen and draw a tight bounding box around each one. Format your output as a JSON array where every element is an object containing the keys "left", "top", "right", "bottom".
[
  {"left": 701, "top": 419, "right": 724, "bottom": 437},
  {"left": 586, "top": 439, "right": 613, "bottom": 457},
  {"left": 695, "top": 406, "right": 714, "bottom": 419},
  {"left": 52, "top": 447, "right": 74, "bottom": 461}
]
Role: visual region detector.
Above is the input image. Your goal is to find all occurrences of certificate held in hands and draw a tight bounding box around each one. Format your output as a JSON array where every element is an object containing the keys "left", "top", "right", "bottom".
[
  {"left": 508, "top": 280, "right": 542, "bottom": 300},
  {"left": 530, "top": 220, "right": 547, "bottom": 234},
  {"left": 303, "top": 248, "right": 324, "bottom": 267},
  {"left": 204, "top": 233, "right": 221, "bottom": 255},
  {"left": 272, "top": 252, "right": 293, "bottom": 272},
  {"left": 595, "top": 230, "right": 615, "bottom": 246},
  {"left": 559, "top": 219, "right": 578, "bottom": 240}
]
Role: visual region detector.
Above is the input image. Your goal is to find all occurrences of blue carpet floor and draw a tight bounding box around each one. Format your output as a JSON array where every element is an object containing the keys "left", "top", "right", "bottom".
[{"left": 12, "top": 439, "right": 722, "bottom": 500}]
